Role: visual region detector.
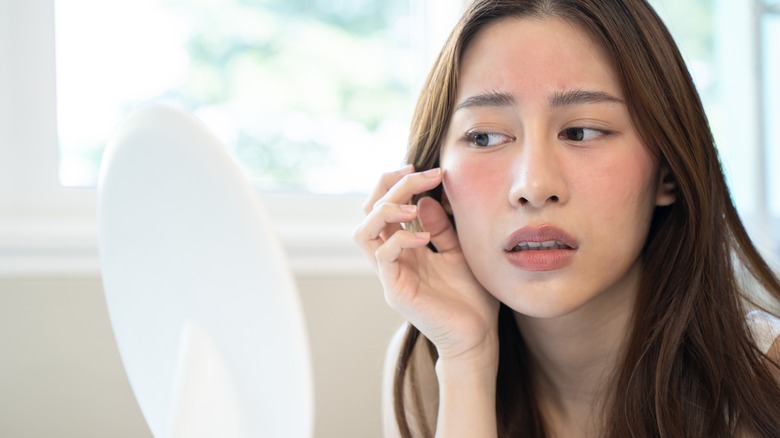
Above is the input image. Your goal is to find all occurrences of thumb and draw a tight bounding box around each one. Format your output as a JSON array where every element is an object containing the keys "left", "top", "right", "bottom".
[{"left": 417, "top": 197, "right": 460, "bottom": 253}]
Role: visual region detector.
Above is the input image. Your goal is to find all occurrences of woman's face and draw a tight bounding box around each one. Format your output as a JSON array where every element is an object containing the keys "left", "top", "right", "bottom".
[{"left": 440, "top": 17, "right": 675, "bottom": 318}]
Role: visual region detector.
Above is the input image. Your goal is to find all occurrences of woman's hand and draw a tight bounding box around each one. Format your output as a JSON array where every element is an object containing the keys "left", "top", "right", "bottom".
[{"left": 353, "top": 165, "right": 500, "bottom": 364}]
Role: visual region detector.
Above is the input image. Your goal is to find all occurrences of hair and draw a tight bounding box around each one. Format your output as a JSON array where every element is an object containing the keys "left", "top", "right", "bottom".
[{"left": 392, "top": 0, "right": 780, "bottom": 436}]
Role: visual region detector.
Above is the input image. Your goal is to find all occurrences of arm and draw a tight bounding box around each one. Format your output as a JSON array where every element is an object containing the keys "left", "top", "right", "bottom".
[
  {"left": 434, "top": 340, "right": 498, "bottom": 437},
  {"left": 382, "top": 324, "right": 407, "bottom": 438},
  {"left": 356, "top": 166, "right": 501, "bottom": 437},
  {"left": 383, "top": 324, "right": 498, "bottom": 438},
  {"left": 382, "top": 323, "right": 438, "bottom": 437}
]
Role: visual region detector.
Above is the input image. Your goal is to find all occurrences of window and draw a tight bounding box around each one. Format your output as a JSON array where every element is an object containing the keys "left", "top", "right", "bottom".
[
  {"left": 55, "top": 0, "right": 414, "bottom": 193},
  {"left": 0, "top": 0, "right": 776, "bottom": 276},
  {"left": 651, "top": 0, "right": 780, "bottom": 257},
  {"left": 0, "top": 0, "right": 463, "bottom": 276},
  {"left": 763, "top": 4, "right": 780, "bottom": 246}
]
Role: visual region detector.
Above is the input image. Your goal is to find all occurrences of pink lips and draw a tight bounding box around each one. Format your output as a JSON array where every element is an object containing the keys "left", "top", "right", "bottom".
[{"left": 504, "top": 225, "right": 578, "bottom": 271}]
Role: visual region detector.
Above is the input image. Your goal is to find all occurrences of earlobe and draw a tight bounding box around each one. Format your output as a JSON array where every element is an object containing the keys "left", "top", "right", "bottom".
[{"left": 655, "top": 165, "right": 677, "bottom": 206}]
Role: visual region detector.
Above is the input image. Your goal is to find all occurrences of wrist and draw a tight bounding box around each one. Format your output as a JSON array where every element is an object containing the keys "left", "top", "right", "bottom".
[
  {"left": 435, "top": 335, "right": 499, "bottom": 383},
  {"left": 433, "top": 337, "right": 499, "bottom": 437}
]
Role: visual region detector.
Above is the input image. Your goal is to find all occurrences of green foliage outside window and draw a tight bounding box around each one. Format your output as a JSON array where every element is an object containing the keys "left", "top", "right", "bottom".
[
  {"left": 58, "top": 0, "right": 412, "bottom": 191},
  {"left": 154, "top": 0, "right": 412, "bottom": 190}
]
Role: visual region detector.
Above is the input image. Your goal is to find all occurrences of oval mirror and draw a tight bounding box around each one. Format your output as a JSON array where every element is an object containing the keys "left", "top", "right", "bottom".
[{"left": 98, "top": 105, "right": 313, "bottom": 438}]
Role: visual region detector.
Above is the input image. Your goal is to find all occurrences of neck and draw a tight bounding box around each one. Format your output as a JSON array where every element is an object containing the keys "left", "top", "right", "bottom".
[{"left": 514, "top": 263, "right": 641, "bottom": 433}]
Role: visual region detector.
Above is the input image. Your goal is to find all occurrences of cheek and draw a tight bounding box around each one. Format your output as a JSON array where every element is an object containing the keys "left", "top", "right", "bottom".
[
  {"left": 575, "top": 142, "right": 657, "bottom": 207},
  {"left": 610, "top": 154, "right": 657, "bottom": 214},
  {"left": 440, "top": 152, "right": 508, "bottom": 214},
  {"left": 583, "top": 150, "right": 658, "bottom": 242}
]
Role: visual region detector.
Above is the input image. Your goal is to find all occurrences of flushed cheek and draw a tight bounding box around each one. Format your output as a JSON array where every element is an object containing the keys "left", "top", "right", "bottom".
[
  {"left": 441, "top": 153, "right": 509, "bottom": 215},
  {"left": 441, "top": 156, "right": 508, "bottom": 284}
]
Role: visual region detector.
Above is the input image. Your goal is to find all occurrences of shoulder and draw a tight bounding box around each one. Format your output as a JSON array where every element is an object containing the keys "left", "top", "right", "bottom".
[
  {"left": 745, "top": 310, "right": 780, "bottom": 361},
  {"left": 382, "top": 323, "right": 406, "bottom": 437},
  {"left": 382, "top": 323, "right": 439, "bottom": 437}
]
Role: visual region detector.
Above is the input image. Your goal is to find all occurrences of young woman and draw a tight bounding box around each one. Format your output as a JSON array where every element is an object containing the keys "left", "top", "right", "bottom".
[{"left": 353, "top": 0, "right": 780, "bottom": 436}]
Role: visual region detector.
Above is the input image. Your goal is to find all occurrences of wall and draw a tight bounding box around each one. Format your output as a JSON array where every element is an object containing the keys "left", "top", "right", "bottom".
[{"left": 0, "top": 274, "right": 401, "bottom": 438}]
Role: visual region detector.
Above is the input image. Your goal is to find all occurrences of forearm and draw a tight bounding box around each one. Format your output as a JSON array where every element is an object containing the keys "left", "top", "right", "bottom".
[{"left": 434, "top": 345, "right": 499, "bottom": 437}]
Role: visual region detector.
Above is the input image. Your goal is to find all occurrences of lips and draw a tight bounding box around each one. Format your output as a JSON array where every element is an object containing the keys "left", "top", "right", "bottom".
[
  {"left": 504, "top": 225, "right": 578, "bottom": 271},
  {"left": 504, "top": 225, "right": 578, "bottom": 252}
]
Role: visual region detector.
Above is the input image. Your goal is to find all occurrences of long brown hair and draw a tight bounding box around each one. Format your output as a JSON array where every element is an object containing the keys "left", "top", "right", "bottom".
[{"left": 393, "top": 0, "right": 780, "bottom": 436}]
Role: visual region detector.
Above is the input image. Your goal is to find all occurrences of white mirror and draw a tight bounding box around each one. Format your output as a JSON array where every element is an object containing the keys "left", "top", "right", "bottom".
[{"left": 97, "top": 105, "right": 313, "bottom": 438}]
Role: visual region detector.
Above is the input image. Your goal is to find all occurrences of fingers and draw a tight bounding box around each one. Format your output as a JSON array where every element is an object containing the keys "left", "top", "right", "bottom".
[
  {"left": 355, "top": 165, "right": 443, "bottom": 251},
  {"left": 353, "top": 202, "right": 419, "bottom": 263},
  {"left": 354, "top": 165, "right": 444, "bottom": 272},
  {"left": 417, "top": 197, "right": 461, "bottom": 254},
  {"left": 363, "top": 164, "right": 414, "bottom": 214},
  {"left": 375, "top": 230, "right": 431, "bottom": 283},
  {"left": 363, "top": 166, "right": 443, "bottom": 215},
  {"left": 375, "top": 230, "right": 431, "bottom": 264}
]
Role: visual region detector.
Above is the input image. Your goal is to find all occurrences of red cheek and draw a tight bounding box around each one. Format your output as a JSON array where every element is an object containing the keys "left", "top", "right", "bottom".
[{"left": 442, "top": 156, "right": 508, "bottom": 206}]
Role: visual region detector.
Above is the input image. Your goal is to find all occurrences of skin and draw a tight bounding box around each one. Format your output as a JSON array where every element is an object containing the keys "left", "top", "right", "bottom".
[
  {"left": 442, "top": 17, "right": 669, "bottom": 320},
  {"left": 355, "top": 16, "right": 676, "bottom": 437},
  {"left": 439, "top": 18, "right": 675, "bottom": 434}
]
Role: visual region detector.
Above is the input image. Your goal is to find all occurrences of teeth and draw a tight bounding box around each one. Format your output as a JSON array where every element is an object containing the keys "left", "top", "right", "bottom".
[{"left": 511, "top": 241, "right": 569, "bottom": 252}]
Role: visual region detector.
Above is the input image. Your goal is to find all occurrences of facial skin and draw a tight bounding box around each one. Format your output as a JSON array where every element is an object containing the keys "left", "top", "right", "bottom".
[{"left": 440, "top": 17, "right": 676, "bottom": 320}]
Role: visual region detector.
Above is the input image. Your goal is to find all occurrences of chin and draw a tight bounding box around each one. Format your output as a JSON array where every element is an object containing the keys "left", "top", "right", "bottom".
[
  {"left": 502, "top": 297, "right": 584, "bottom": 320},
  {"left": 494, "top": 285, "right": 597, "bottom": 320}
]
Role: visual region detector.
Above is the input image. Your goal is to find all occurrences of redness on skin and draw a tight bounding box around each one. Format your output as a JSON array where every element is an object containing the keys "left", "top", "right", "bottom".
[{"left": 437, "top": 17, "right": 672, "bottom": 318}]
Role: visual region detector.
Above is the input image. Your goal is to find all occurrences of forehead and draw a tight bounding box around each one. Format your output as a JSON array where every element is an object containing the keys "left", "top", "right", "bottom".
[{"left": 457, "top": 17, "right": 622, "bottom": 101}]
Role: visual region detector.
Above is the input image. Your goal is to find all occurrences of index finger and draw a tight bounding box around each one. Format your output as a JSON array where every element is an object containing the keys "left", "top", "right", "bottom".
[
  {"left": 371, "top": 168, "right": 443, "bottom": 216},
  {"left": 362, "top": 164, "right": 414, "bottom": 214}
]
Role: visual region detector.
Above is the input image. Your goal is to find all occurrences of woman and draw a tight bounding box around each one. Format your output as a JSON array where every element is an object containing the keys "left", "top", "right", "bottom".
[{"left": 353, "top": 0, "right": 780, "bottom": 436}]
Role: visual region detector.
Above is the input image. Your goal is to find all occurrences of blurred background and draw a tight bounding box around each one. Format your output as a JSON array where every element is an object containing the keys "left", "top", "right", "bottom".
[{"left": 0, "top": 0, "right": 777, "bottom": 436}]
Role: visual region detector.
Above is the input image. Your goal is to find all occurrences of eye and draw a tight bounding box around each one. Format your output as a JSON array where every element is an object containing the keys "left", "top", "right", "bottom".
[
  {"left": 559, "top": 127, "right": 608, "bottom": 142},
  {"left": 465, "top": 131, "right": 514, "bottom": 148}
]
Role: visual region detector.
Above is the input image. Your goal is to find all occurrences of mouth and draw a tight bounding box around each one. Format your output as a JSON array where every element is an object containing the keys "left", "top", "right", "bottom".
[
  {"left": 504, "top": 225, "right": 578, "bottom": 253},
  {"left": 503, "top": 225, "right": 578, "bottom": 271},
  {"left": 508, "top": 240, "right": 573, "bottom": 252}
]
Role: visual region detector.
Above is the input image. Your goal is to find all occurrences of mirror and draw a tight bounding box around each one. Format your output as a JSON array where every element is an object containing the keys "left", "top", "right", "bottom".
[{"left": 98, "top": 105, "right": 313, "bottom": 437}]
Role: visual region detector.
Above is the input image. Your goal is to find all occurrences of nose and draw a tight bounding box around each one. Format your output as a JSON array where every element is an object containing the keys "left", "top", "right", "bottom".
[{"left": 508, "top": 136, "right": 568, "bottom": 208}]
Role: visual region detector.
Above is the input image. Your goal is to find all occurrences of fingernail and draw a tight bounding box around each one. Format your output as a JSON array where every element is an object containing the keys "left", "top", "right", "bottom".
[
  {"left": 400, "top": 164, "right": 414, "bottom": 173},
  {"left": 399, "top": 204, "right": 416, "bottom": 213},
  {"left": 415, "top": 232, "right": 430, "bottom": 239},
  {"left": 423, "top": 168, "right": 441, "bottom": 177}
]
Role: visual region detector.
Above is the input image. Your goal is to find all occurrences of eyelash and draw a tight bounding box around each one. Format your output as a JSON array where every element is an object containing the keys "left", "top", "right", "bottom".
[
  {"left": 464, "top": 131, "right": 514, "bottom": 148},
  {"left": 463, "top": 126, "right": 612, "bottom": 148},
  {"left": 558, "top": 127, "right": 613, "bottom": 142}
]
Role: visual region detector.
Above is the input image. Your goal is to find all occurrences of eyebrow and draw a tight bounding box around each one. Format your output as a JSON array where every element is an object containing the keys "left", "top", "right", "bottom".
[
  {"left": 455, "top": 91, "right": 516, "bottom": 110},
  {"left": 549, "top": 89, "right": 624, "bottom": 107},
  {"left": 455, "top": 89, "right": 624, "bottom": 111}
]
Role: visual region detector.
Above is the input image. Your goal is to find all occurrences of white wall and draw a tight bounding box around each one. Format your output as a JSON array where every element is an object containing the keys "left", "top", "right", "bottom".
[{"left": 0, "top": 274, "right": 402, "bottom": 438}]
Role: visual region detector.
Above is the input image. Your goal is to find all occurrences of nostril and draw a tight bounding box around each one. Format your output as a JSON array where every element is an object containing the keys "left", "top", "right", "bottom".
[{"left": 515, "top": 195, "right": 560, "bottom": 206}]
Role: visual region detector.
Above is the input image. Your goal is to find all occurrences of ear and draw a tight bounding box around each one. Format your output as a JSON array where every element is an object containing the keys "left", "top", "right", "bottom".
[{"left": 655, "top": 164, "right": 677, "bottom": 207}]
